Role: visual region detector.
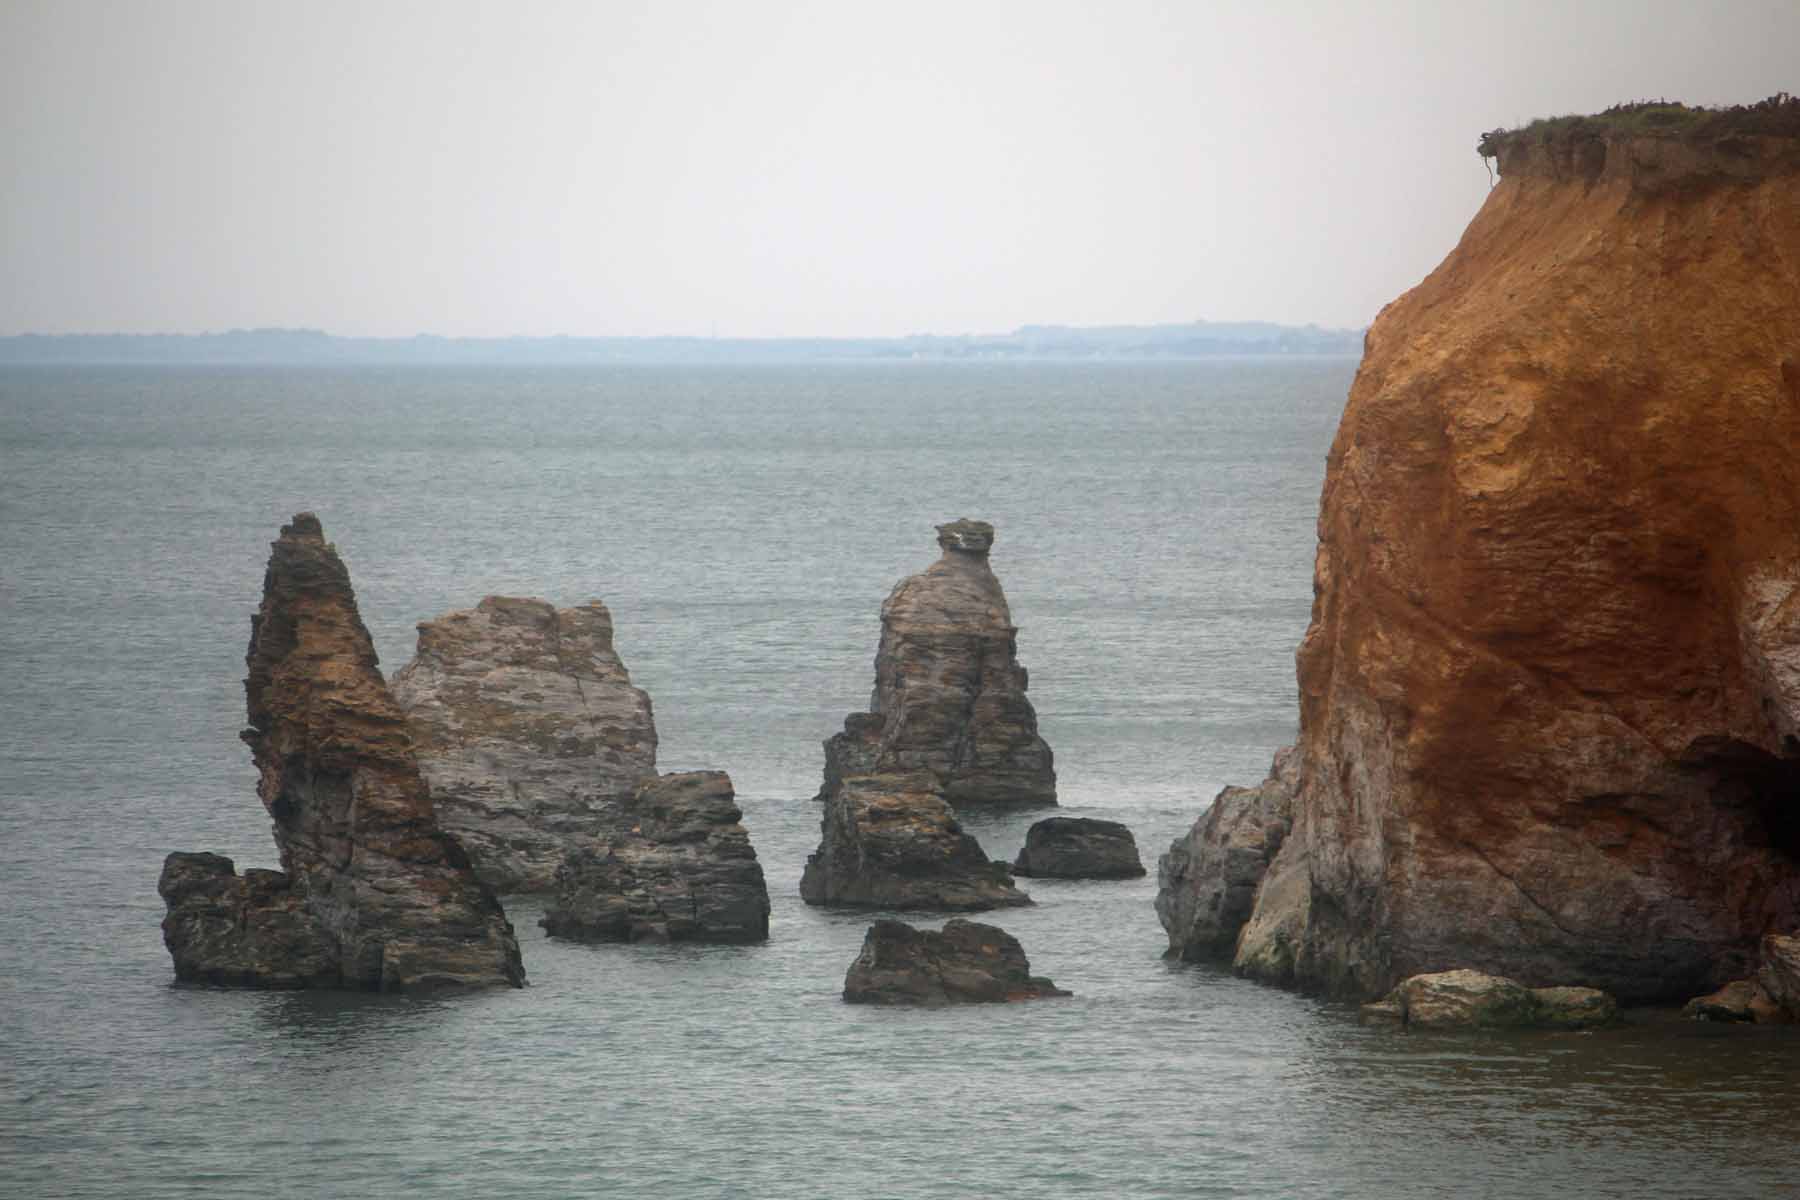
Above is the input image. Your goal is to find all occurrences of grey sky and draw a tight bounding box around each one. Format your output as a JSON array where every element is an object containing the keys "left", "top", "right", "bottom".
[{"left": 3, "top": 0, "right": 1795, "bottom": 338}]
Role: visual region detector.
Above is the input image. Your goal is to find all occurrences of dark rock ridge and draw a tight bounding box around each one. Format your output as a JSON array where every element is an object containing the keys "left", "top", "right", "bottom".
[
  {"left": 1012, "top": 817, "right": 1145, "bottom": 879},
  {"left": 800, "top": 772, "right": 1030, "bottom": 911},
  {"left": 819, "top": 519, "right": 1056, "bottom": 809},
  {"left": 390, "top": 595, "right": 659, "bottom": 892},
  {"left": 540, "top": 771, "right": 770, "bottom": 944},
  {"left": 1158, "top": 106, "right": 1800, "bottom": 1003},
  {"left": 159, "top": 514, "right": 525, "bottom": 990},
  {"left": 1359, "top": 970, "right": 1620, "bottom": 1031},
  {"left": 842, "top": 919, "right": 1070, "bottom": 1005}
]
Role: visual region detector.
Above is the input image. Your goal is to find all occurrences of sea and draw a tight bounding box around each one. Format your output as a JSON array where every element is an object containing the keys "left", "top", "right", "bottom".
[{"left": 2, "top": 360, "right": 1795, "bottom": 1199}]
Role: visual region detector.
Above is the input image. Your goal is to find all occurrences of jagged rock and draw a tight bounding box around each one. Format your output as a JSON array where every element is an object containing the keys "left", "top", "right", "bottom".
[
  {"left": 1156, "top": 748, "right": 1297, "bottom": 961},
  {"left": 841, "top": 918, "right": 1070, "bottom": 1005},
  {"left": 390, "top": 595, "right": 658, "bottom": 892},
  {"left": 819, "top": 519, "right": 1055, "bottom": 809},
  {"left": 159, "top": 513, "right": 525, "bottom": 991},
  {"left": 800, "top": 772, "right": 1030, "bottom": 911},
  {"left": 1359, "top": 969, "right": 1619, "bottom": 1030},
  {"left": 1756, "top": 932, "right": 1800, "bottom": 1015},
  {"left": 1012, "top": 817, "right": 1145, "bottom": 879},
  {"left": 1179, "top": 104, "right": 1800, "bottom": 1003},
  {"left": 1682, "top": 979, "right": 1783, "bottom": 1023},
  {"left": 540, "top": 771, "right": 770, "bottom": 943}
]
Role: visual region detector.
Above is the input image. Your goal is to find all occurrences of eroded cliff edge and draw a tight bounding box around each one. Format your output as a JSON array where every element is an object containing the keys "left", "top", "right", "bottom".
[{"left": 1160, "top": 99, "right": 1800, "bottom": 1003}]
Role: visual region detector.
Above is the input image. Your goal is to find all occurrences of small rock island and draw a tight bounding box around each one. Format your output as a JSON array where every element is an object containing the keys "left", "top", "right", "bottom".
[
  {"left": 842, "top": 919, "right": 1070, "bottom": 1006},
  {"left": 1013, "top": 817, "right": 1146, "bottom": 879},
  {"left": 159, "top": 514, "right": 525, "bottom": 991}
]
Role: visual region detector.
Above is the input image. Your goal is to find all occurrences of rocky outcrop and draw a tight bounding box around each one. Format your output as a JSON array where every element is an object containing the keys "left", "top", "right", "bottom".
[
  {"left": 819, "top": 519, "right": 1055, "bottom": 809},
  {"left": 1683, "top": 932, "right": 1800, "bottom": 1022},
  {"left": 841, "top": 918, "right": 1070, "bottom": 1005},
  {"left": 160, "top": 514, "right": 525, "bottom": 990},
  {"left": 1156, "top": 749, "right": 1297, "bottom": 961},
  {"left": 390, "top": 595, "right": 658, "bottom": 892},
  {"left": 1359, "top": 970, "right": 1619, "bottom": 1031},
  {"left": 1012, "top": 817, "right": 1145, "bottom": 879},
  {"left": 800, "top": 772, "right": 1030, "bottom": 911},
  {"left": 1162, "top": 100, "right": 1800, "bottom": 1003},
  {"left": 540, "top": 771, "right": 770, "bottom": 943}
]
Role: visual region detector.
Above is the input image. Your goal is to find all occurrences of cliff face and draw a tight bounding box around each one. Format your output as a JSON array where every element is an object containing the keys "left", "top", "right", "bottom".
[
  {"left": 161, "top": 514, "right": 525, "bottom": 990},
  {"left": 1164, "top": 113, "right": 1800, "bottom": 1003},
  {"left": 390, "top": 595, "right": 658, "bottom": 892},
  {"left": 819, "top": 519, "right": 1056, "bottom": 808}
]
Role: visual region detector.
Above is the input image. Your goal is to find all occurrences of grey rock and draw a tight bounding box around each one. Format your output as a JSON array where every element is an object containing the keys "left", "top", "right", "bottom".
[
  {"left": 842, "top": 918, "right": 1070, "bottom": 1005},
  {"left": 1359, "top": 969, "right": 1620, "bottom": 1030},
  {"left": 1013, "top": 817, "right": 1145, "bottom": 879}
]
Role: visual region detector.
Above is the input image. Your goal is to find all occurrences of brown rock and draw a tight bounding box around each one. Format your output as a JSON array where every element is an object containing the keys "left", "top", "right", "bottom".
[
  {"left": 1755, "top": 932, "right": 1800, "bottom": 1016},
  {"left": 819, "top": 519, "right": 1056, "bottom": 809},
  {"left": 800, "top": 772, "right": 1030, "bottom": 911},
  {"left": 841, "top": 918, "right": 1070, "bottom": 1005},
  {"left": 1196, "top": 107, "right": 1800, "bottom": 1003},
  {"left": 540, "top": 771, "right": 770, "bottom": 944},
  {"left": 1359, "top": 969, "right": 1619, "bottom": 1030},
  {"left": 1682, "top": 978, "right": 1784, "bottom": 1023},
  {"left": 390, "top": 595, "right": 659, "bottom": 892},
  {"left": 159, "top": 513, "right": 525, "bottom": 990},
  {"left": 1012, "top": 817, "right": 1146, "bottom": 879}
]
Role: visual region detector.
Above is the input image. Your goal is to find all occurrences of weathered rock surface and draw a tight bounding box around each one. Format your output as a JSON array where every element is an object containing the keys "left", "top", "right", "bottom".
[
  {"left": 819, "top": 519, "right": 1055, "bottom": 809},
  {"left": 800, "top": 772, "right": 1030, "bottom": 911},
  {"left": 540, "top": 771, "right": 770, "bottom": 943},
  {"left": 390, "top": 595, "right": 658, "bottom": 892},
  {"left": 1681, "top": 979, "right": 1783, "bottom": 1024},
  {"left": 1164, "top": 103, "right": 1800, "bottom": 1003},
  {"left": 842, "top": 918, "right": 1070, "bottom": 1005},
  {"left": 1012, "top": 817, "right": 1145, "bottom": 879},
  {"left": 160, "top": 514, "right": 525, "bottom": 990},
  {"left": 1156, "top": 749, "right": 1297, "bottom": 961},
  {"left": 1359, "top": 969, "right": 1620, "bottom": 1031}
]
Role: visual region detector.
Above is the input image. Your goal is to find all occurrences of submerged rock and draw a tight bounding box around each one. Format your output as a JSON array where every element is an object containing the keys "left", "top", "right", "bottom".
[
  {"left": 800, "top": 772, "right": 1030, "bottom": 911},
  {"left": 842, "top": 918, "right": 1070, "bottom": 1005},
  {"left": 819, "top": 519, "right": 1056, "bottom": 809},
  {"left": 1164, "top": 100, "right": 1800, "bottom": 1003},
  {"left": 1360, "top": 970, "right": 1619, "bottom": 1031},
  {"left": 159, "top": 513, "right": 525, "bottom": 991},
  {"left": 540, "top": 771, "right": 770, "bottom": 944},
  {"left": 391, "top": 595, "right": 659, "bottom": 892},
  {"left": 1012, "top": 816, "right": 1145, "bottom": 879}
]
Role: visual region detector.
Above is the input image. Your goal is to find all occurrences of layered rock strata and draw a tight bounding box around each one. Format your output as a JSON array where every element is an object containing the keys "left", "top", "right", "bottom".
[
  {"left": 390, "top": 595, "right": 658, "bottom": 892},
  {"left": 842, "top": 919, "right": 1070, "bottom": 1005},
  {"left": 1359, "top": 970, "right": 1619, "bottom": 1031},
  {"left": 160, "top": 514, "right": 525, "bottom": 990},
  {"left": 819, "top": 519, "right": 1056, "bottom": 809},
  {"left": 540, "top": 771, "right": 770, "bottom": 943},
  {"left": 800, "top": 772, "right": 1030, "bottom": 911},
  {"left": 1012, "top": 817, "right": 1146, "bottom": 879},
  {"left": 1160, "top": 100, "right": 1800, "bottom": 1003}
]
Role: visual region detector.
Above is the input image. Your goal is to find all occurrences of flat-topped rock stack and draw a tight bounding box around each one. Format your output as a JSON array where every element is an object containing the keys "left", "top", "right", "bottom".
[
  {"left": 1013, "top": 817, "right": 1146, "bottom": 879},
  {"left": 391, "top": 595, "right": 658, "bottom": 893},
  {"left": 159, "top": 514, "right": 525, "bottom": 991},
  {"left": 541, "top": 770, "right": 770, "bottom": 944},
  {"left": 842, "top": 919, "right": 1070, "bottom": 1006}
]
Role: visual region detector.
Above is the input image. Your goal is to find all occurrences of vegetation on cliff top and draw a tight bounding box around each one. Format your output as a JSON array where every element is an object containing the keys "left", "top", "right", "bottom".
[{"left": 1478, "top": 92, "right": 1800, "bottom": 160}]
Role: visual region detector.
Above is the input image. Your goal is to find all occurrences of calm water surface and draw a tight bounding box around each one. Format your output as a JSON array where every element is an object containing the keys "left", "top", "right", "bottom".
[{"left": 2, "top": 362, "right": 1795, "bottom": 1198}]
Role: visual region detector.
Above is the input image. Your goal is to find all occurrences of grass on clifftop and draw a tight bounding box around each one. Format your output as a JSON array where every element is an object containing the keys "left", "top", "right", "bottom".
[{"left": 1478, "top": 93, "right": 1800, "bottom": 159}]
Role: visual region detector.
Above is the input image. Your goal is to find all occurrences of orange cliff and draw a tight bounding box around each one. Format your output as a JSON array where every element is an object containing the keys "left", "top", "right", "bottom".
[{"left": 1159, "top": 99, "right": 1800, "bottom": 1003}]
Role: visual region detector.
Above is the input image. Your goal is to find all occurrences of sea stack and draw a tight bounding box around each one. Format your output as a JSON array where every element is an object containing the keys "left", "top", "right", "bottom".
[
  {"left": 390, "top": 595, "right": 659, "bottom": 892},
  {"left": 1158, "top": 98, "right": 1800, "bottom": 1004},
  {"left": 159, "top": 514, "right": 525, "bottom": 990},
  {"left": 819, "top": 519, "right": 1056, "bottom": 809}
]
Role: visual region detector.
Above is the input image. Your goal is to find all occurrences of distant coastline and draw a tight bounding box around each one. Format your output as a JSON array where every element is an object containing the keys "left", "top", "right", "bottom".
[{"left": 0, "top": 321, "right": 1364, "bottom": 365}]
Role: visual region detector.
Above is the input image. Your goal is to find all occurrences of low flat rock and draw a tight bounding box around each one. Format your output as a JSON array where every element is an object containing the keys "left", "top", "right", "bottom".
[
  {"left": 800, "top": 772, "right": 1030, "bottom": 912},
  {"left": 1012, "top": 817, "right": 1145, "bottom": 879},
  {"left": 541, "top": 771, "right": 770, "bottom": 944},
  {"left": 842, "top": 918, "right": 1070, "bottom": 1006},
  {"left": 1360, "top": 969, "right": 1620, "bottom": 1030}
]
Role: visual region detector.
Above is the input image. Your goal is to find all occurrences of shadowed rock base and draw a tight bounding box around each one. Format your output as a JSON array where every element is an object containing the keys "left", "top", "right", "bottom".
[{"left": 842, "top": 919, "right": 1070, "bottom": 1005}]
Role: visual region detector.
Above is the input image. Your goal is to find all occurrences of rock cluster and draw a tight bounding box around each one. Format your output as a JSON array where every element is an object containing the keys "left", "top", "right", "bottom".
[
  {"left": 540, "top": 771, "right": 770, "bottom": 944},
  {"left": 842, "top": 919, "right": 1070, "bottom": 1005},
  {"left": 1359, "top": 970, "right": 1620, "bottom": 1031},
  {"left": 390, "top": 595, "right": 658, "bottom": 892},
  {"left": 800, "top": 772, "right": 1029, "bottom": 911},
  {"left": 159, "top": 514, "right": 525, "bottom": 991},
  {"left": 1158, "top": 112, "right": 1800, "bottom": 1003},
  {"left": 819, "top": 519, "right": 1055, "bottom": 809},
  {"left": 1682, "top": 933, "right": 1800, "bottom": 1023},
  {"left": 1012, "top": 817, "right": 1145, "bottom": 879}
]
